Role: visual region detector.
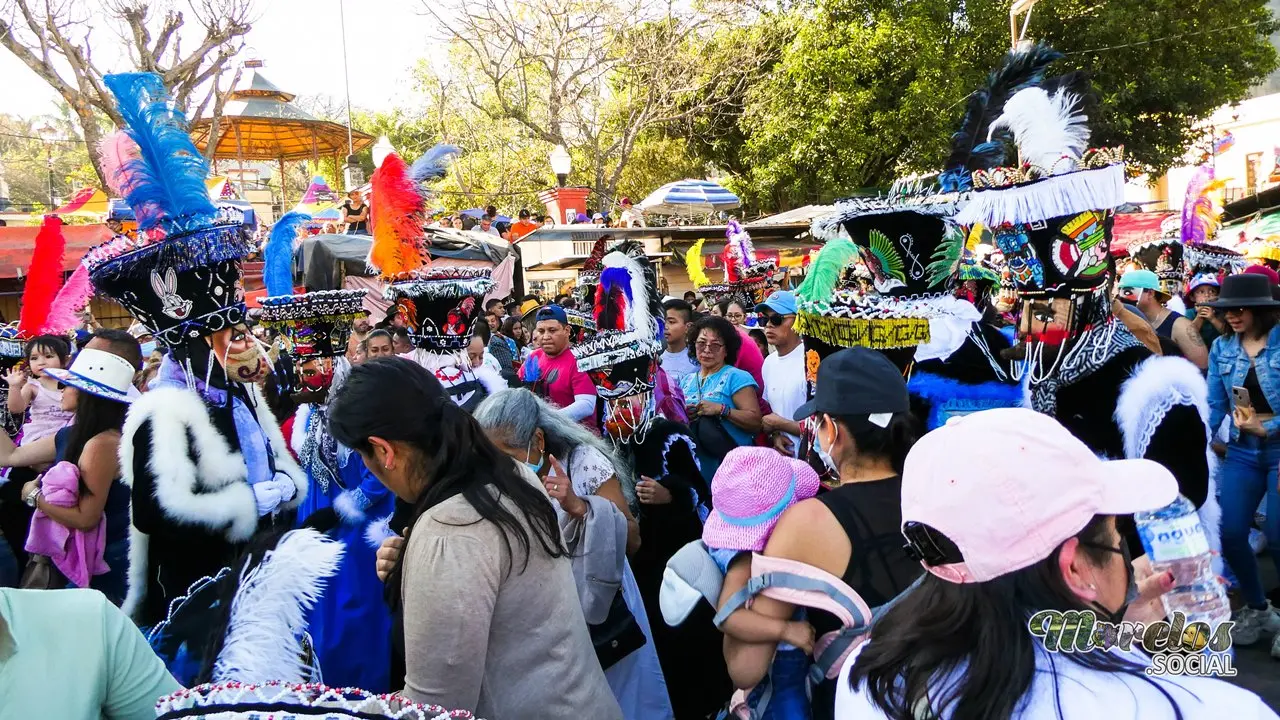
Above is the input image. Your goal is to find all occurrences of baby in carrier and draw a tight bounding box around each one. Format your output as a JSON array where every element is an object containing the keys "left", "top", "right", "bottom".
[{"left": 699, "top": 447, "right": 822, "bottom": 719}]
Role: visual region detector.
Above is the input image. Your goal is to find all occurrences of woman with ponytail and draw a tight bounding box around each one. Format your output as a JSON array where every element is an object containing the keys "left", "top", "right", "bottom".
[{"left": 328, "top": 357, "right": 620, "bottom": 719}]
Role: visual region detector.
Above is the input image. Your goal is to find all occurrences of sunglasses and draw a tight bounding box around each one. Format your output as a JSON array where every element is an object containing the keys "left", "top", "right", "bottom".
[{"left": 763, "top": 313, "right": 794, "bottom": 327}]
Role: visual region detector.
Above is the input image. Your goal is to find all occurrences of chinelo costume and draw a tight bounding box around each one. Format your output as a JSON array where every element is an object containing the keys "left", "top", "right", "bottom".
[
  {"left": 951, "top": 63, "right": 1218, "bottom": 557},
  {"left": 685, "top": 220, "right": 777, "bottom": 309},
  {"left": 84, "top": 73, "right": 309, "bottom": 646},
  {"left": 259, "top": 213, "right": 394, "bottom": 692},
  {"left": 367, "top": 145, "right": 505, "bottom": 411}
]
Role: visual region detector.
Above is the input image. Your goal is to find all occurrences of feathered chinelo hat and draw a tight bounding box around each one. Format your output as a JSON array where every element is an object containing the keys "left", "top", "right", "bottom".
[
  {"left": 0, "top": 215, "right": 94, "bottom": 361},
  {"left": 258, "top": 212, "right": 367, "bottom": 361},
  {"left": 685, "top": 219, "right": 776, "bottom": 308},
  {"left": 575, "top": 240, "right": 664, "bottom": 442},
  {"left": 366, "top": 145, "right": 498, "bottom": 354},
  {"left": 82, "top": 73, "right": 256, "bottom": 350}
]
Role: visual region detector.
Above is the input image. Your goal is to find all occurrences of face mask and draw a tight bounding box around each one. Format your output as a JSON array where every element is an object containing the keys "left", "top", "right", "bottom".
[
  {"left": 1081, "top": 538, "right": 1135, "bottom": 624},
  {"left": 140, "top": 341, "right": 157, "bottom": 356},
  {"left": 524, "top": 438, "right": 544, "bottom": 476},
  {"left": 813, "top": 418, "right": 839, "bottom": 474}
]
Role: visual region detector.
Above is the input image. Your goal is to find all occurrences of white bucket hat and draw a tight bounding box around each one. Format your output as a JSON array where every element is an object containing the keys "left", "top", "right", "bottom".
[{"left": 44, "top": 348, "right": 137, "bottom": 403}]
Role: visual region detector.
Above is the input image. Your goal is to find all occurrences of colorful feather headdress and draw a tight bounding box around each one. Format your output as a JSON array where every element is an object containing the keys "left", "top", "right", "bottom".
[
  {"left": 367, "top": 144, "right": 459, "bottom": 280},
  {"left": 0, "top": 215, "right": 96, "bottom": 359},
  {"left": 687, "top": 221, "right": 776, "bottom": 307},
  {"left": 82, "top": 73, "right": 255, "bottom": 349}
]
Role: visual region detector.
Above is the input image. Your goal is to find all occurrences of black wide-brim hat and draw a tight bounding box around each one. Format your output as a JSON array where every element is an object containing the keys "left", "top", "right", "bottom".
[
  {"left": 1205, "top": 273, "right": 1280, "bottom": 308},
  {"left": 259, "top": 289, "right": 368, "bottom": 360},
  {"left": 84, "top": 209, "right": 255, "bottom": 348},
  {"left": 385, "top": 267, "right": 495, "bottom": 352}
]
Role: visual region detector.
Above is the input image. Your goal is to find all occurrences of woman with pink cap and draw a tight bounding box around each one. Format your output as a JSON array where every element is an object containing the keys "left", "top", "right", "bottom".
[
  {"left": 837, "top": 408, "right": 1274, "bottom": 719},
  {"left": 704, "top": 446, "right": 821, "bottom": 718}
]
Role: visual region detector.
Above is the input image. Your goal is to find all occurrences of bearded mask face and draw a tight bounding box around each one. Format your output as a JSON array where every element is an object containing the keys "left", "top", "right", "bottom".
[{"left": 207, "top": 325, "right": 274, "bottom": 384}]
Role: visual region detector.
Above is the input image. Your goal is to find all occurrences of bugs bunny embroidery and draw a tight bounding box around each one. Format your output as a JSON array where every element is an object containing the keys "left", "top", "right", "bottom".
[{"left": 151, "top": 268, "right": 193, "bottom": 320}]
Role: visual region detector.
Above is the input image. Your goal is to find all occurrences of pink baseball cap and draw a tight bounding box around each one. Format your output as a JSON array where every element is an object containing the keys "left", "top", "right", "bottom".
[
  {"left": 703, "top": 447, "right": 821, "bottom": 552},
  {"left": 900, "top": 408, "right": 1177, "bottom": 584}
]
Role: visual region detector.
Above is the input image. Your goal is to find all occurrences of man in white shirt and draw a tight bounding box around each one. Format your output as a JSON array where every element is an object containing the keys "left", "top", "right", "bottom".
[
  {"left": 478, "top": 215, "right": 503, "bottom": 237},
  {"left": 757, "top": 291, "right": 806, "bottom": 457},
  {"left": 619, "top": 197, "right": 646, "bottom": 228},
  {"left": 660, "top": 299, "right": 698, "bottom": 382}
]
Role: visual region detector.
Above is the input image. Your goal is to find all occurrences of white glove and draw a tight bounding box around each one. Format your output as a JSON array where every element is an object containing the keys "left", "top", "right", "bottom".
[{"left": 252, "top": 473, "right": 298, "bottom": 516}]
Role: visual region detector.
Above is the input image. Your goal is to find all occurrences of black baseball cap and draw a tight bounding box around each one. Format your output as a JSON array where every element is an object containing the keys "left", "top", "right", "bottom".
[{"left": 795, "top": 347, "right": 910, "bottom": 421}]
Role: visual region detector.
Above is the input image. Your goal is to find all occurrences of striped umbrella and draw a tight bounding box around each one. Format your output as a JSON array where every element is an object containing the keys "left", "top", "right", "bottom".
[{"left": 638, "top": 179, "right": 740, "bottom": 215}]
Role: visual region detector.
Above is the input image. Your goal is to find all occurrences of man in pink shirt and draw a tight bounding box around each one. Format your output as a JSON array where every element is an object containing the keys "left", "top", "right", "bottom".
[{"left": 520, "top": 305, "right": 598, "bottom": 428}]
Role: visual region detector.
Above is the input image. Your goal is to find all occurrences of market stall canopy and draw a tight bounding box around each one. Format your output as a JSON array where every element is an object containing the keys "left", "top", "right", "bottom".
[
  {"left": 747, "top": 205, "right": 836, "bottom": 226},
  {"left": 189, "top": 70, "right": 373, "bottom": 161},
  {"left": 54, "top": 187, "right": 110, "bottom": 217},
  {"left": 295, "top": 175, "right": 340, "bottom": 216},
  {"left": 0, "top": 223, "right": 113, "bottom": 278}
]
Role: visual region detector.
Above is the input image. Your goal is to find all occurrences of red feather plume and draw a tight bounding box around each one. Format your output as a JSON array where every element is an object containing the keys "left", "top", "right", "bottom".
[
  {"left": 369, "top": 153, "right": 427, "bottom": 278},
  {"left": 19, "top": 216, "right": 67, "bottom": 338}
]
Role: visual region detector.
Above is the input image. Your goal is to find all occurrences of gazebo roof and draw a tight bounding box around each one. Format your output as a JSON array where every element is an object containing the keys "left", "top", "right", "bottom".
[{"left": 189, "top": 70, "right": 373, "bottom": 161}]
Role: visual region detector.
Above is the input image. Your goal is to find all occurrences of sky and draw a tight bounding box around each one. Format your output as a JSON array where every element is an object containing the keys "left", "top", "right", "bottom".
[{"left": 0, "top": 0, "right": 436, "bottom": 119}]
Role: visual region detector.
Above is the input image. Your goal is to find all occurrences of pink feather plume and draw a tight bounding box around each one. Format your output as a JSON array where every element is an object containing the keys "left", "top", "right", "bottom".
[
  {"left": 42, "top": 264, "right": 94, "bottom": 335},
  {"left": 97, "top": 131, "right": 141, "bottom": 197}
]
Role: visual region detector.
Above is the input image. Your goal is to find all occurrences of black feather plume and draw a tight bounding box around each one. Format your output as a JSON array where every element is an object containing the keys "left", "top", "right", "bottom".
[{"left": 939, "top": 44, "right": 1063, "bottom": 192}]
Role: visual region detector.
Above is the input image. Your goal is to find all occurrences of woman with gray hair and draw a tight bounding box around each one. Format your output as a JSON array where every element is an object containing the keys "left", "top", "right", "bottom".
[{"left": 473, "top": 388, "right": 673, "bottom": 719}]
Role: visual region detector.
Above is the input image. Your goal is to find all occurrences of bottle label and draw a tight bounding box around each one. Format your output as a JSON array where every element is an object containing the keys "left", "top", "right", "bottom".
[{"left": 1140, "top": 514, "right": 1211, "bottom": 563}]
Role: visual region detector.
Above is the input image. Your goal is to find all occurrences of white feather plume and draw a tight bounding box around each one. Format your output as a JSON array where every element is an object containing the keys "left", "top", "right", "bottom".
[
  {"left": 987, "top": 87, "right": 1090, "bottom": 173},
  {"left": 212, "top": 528, "right": 344, "bottom": 684}
]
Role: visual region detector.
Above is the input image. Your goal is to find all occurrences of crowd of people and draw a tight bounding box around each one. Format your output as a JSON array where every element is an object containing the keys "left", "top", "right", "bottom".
[{"left": 6, "top": 47, "right": 1280, "bottom": 720}]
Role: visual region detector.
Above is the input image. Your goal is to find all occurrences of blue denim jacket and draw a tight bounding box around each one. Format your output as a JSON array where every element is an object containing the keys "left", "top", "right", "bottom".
[{"left": 1207, "top": 327, "right": 1280, "bottom": 441}]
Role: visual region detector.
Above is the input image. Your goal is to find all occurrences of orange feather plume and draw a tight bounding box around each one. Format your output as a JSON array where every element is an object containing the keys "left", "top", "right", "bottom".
[{"left": 368, "top": 152, "right": 427, "bottom": 278}]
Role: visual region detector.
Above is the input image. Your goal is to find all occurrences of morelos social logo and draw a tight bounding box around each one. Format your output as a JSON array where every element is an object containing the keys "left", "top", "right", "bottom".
[{"left": 1028, "top": 610, "right": 1236, "bottom": 677}]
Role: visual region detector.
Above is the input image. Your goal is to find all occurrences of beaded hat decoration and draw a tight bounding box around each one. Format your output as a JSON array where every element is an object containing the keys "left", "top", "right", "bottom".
[
  {"left": 84, "top": 73, "right": 255, "bottom": 349},
  {"left": 258, "top": 212, "right": 368, "bottom": 360},
  {"left": 685, "top": 220, "right": 777, "bottom": 308},
  {"left": 156, "top": 682, "right": 480, "bottom": 720}
]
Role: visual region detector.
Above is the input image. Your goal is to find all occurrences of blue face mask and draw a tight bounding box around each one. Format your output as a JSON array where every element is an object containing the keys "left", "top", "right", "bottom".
[
  {"left": 813, "top": 418, "right": 839, "bottom": 474},
  {"left": 524, "top": 439, "right": 544, "bottom": 475},
  {"left": 140, "top": 341, "right": 157, "bottom": 356}
]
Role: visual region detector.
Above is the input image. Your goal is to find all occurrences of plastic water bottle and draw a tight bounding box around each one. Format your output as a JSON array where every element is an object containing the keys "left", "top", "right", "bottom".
[{"left": 1134, "top": 495, "right": 1230, "bottom": 628}]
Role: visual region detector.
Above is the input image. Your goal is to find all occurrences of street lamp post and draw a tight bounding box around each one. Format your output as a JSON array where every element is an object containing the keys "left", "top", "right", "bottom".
[
  {"left": 36, "top": 124, "right": 56, "bottom": 210},
  {"left": 549, "top": 144, "right": 571, "bottom": 187}
]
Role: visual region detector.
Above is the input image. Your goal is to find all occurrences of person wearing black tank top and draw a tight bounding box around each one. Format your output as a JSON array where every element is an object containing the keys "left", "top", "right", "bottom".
[{"left": 722, "top": 348, "right": 923, "bottom": 720}]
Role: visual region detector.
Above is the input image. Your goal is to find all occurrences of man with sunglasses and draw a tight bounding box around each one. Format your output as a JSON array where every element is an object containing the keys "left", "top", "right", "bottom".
[{"left": 757, "top": 291, "right": 806, "bottom": 456}]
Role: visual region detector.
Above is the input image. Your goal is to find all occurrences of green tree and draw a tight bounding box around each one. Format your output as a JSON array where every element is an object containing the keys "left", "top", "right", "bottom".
[
  {"left": 0, "top": 111, "right": 101, "bottom": 212},
  {"left": 681, "top": 0, "right": 1279, "bottom": 212}
]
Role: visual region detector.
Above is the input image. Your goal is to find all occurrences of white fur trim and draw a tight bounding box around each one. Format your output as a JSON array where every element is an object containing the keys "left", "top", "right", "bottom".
[
  {"left": 122, "top": 528, "right": 148, "bottom": 618},
  {"left": 365, "top": 514, "right": 396, "bottom": 549},
  {"left": 1114, "top": 355, "right": 1221, "bottom": 563},
  {"left": 333, "top": 488, "right": 366, "bottom": 523},
  {"left": 290, "top": 404, "right": 313, "bottom": 457},
  {"left": 955, "top": 164, "right": 1126, "bottom": 227},
  {"left": 120, "top": 387, "right": 259, "bottom": 540},
  {"left": 473, "top": 363, "right": 508, "bottom": 398}
]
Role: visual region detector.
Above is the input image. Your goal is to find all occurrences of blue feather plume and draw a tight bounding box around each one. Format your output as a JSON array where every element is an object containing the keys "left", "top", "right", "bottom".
[
  {"left": 600, "top": 266, "right": 633, "bottom": 301},
  {"left": 265, "top": 212, "right": 310, "bottom": 297},
  {"left": 409, "top": 144, "right": 461, "bottom": 184},
  {"left": 103, "top": 73, "right": 215, "bottom": 231},
  {"left": 938, "top": 44, "right": 1062, "bottom": 192}
]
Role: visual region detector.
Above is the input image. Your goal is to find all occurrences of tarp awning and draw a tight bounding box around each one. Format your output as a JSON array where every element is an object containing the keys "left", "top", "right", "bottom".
[
  {"left": 0, "top": 224, "right": 114, "bottom": 278},
  {"left": 1110, "top": 212, "right": 1174, "bottom": 256}
]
